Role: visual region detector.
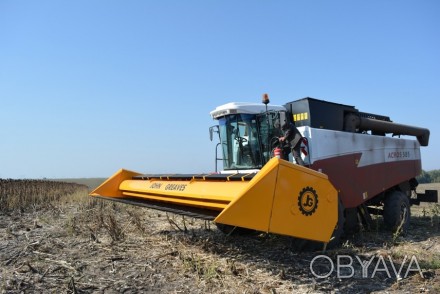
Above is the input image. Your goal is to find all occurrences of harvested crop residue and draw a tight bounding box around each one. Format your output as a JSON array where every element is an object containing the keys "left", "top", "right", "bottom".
[{"left": 1, "top": 183, "right": 439, "bottom": 293}]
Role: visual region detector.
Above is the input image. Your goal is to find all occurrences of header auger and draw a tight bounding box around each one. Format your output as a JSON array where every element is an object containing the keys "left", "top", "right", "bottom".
[{"left": 91, "top": 95, "right": 437, "bottom": 249}]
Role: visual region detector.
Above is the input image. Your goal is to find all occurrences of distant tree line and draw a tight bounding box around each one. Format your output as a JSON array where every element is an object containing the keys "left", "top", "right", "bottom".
[{"left": 417, "top": 169, "right": 440, "bottom": 183}]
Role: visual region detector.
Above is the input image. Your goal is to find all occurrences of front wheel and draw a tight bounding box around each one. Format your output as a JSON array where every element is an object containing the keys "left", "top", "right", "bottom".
[
  {"left": 326, "top": 198, "right": 345, "bottom": 249},
  {"left": 383, "top": 190, "right": 411, "bottom": 235}
]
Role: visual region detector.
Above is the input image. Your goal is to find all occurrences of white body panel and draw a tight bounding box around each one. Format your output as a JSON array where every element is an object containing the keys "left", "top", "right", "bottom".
[{"left": 299, "top": 126, "right": 421, "bottom": 167}]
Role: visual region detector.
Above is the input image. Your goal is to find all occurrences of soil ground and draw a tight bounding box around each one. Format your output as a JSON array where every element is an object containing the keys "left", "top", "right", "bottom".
[{"left": 1, "top": 183, "right": 439, "bottom": 293}]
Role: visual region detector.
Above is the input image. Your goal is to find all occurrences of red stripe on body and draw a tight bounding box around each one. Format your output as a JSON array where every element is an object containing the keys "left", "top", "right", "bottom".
[{"left": 311, "top": 154, "right": 421, "bottom": 208}]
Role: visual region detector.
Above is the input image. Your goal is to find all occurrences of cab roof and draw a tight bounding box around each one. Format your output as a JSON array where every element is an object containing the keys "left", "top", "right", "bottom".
[{"left": 210, "top": 102, "right": 286, "bottom": 119}]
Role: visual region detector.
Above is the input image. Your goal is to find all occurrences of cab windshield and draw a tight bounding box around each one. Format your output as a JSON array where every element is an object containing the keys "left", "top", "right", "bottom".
[{"left": 218, "top": 111, "right": 285, "bottom": 170}]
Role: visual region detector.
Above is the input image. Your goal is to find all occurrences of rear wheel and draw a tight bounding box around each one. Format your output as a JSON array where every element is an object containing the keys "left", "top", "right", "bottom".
[{"left": 383, "top": 190, "right": 410, "bottom": 235}]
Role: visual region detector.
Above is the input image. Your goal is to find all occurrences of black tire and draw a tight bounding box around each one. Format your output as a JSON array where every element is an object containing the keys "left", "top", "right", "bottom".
[
  {"left": 343, "top": 208, "right": 360, "bottom": 235},
  {"left": 289, "top": 237, "right": 314, "bottom": 251},
  {"left": 326, "top": 198, "right": 345, "bottom": 249},
  {"left": 383, "top": 190, "right": 411, "bottom": 235}
]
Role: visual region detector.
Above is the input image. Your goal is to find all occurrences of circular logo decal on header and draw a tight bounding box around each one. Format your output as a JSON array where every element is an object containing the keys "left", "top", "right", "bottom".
[{"left": 298, "top": 186, "right": 319, "bottom": 216}]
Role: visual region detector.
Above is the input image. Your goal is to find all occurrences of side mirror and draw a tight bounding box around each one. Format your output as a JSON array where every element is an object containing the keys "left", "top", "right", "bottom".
[{"left": 209, "top": 125, "right": 218, "bottom": 141}]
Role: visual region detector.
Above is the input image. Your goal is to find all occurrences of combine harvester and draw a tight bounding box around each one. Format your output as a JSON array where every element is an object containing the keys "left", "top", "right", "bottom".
[{"left": 91, "top": 95, "right": 437, "bottom": 248}]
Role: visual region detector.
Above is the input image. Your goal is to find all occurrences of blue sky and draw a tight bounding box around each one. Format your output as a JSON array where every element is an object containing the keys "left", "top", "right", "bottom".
[{"left": 0, "top": 1, "right": 439, "bottom": 178}]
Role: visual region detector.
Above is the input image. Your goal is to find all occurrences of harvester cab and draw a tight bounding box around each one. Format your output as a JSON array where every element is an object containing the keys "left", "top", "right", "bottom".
[{"left": 209, "top": 102, "right": 290, "bottom": 172}]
